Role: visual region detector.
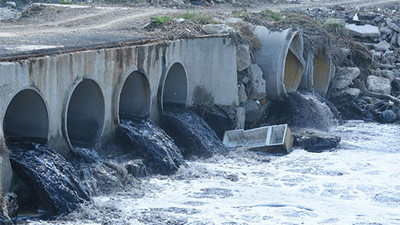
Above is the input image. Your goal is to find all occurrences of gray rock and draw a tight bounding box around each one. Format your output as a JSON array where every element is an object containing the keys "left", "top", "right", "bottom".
[
  {"left": 386, "top": 20, "right": 400, "bottom": 32},
  {"left": 330, "top": 87, "right": 361, "bottom": 107},
  {"left": 398, "top": 36, "right": 400, "bottom": 47},
  {"left": 391, "top": 33, "right": 398, "bottom": 47},
  {"left": 379, "top": 26, "right": 393, "bottom": 35},
  {"left": 238, "top": 83, "right": 248, "bottom": 103},
  {"left": 371, "top": 50, "right": 382, "bottom": 60},
  {"left": 387, "top": 56, "right": 397, "bottom": 64},
  {"left": 374, "top": 41, "right": 390, "bottom": 51},
  {"left": 202, "top": 24, "right": 234, "bottom": 35},
  {"left": 331, "top": 67, "right": 360, "bottom": 90},
  {"left": 242, "top": 100, "right": 265, "bottom": 126},
  {"left": 5, "top": 1, "right": 16, "bottom": 8},
  {"left": 366, "top": 75, "right": 392, "bottom": 94},
  {"left": 345, "top": 24, "right": 380, "bottom": 38},
  {"left": 341, "top": 48, "right": 351, "bottom": 56},
  {"left": 380, "top": 70, "right": 395, "bottom": 81},
  {"left": 292, "top": 128, "right": 341, "bottom": 152},
  {"left": 378, "top": 110, "right": 398, "bottom": 123},
  {"left": 383, "top": 50, "right": 394, "bottom": 58},
  {"left": 236, "top": 107, "right": 245, "bottom": 129},
  {"left": 236, "top": 44, "right": 251, "bottom": 72},
  {"left": 241, "top": 76, "right": 250, "bottom": 84},
  {"left": 225, "top": 18, "right": 242, "bottom": 24},
  {"left": 247, "top": 64, "right": 266, "bottom": 99}
]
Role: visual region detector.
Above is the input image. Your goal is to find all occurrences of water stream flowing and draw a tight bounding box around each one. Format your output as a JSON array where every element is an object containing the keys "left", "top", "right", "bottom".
[
  {"left": 163, "top": 106, "right": 227, "bottom": 158},
  {"left": 19, "top": 121, "right": 400, "bottom": 225}
]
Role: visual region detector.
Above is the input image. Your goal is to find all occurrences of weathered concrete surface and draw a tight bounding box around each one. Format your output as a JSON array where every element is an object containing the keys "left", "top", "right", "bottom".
[{"left": 0, "top": 37, "right": 238, "bottom": 188}]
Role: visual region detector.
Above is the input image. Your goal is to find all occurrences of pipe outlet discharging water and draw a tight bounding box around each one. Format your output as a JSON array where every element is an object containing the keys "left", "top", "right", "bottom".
[
  {"left": 3, "top": 89, "right": 49, "bottom": 145},
  {"left": 66, "top": 79, "right": 105, "bottom": 148},
  {"left": 254, "top": 26, "right": 305, "bottom": 101}
]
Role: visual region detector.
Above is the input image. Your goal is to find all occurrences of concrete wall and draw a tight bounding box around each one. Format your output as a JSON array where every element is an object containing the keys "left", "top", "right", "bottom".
[{"left": 0, "top": 37, "right": 238, "bottom": 162}]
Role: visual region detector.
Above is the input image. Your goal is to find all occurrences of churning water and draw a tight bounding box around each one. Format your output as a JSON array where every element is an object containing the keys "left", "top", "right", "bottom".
[{"left": 25, "top": 121, "right": 400, "bottom": 225}]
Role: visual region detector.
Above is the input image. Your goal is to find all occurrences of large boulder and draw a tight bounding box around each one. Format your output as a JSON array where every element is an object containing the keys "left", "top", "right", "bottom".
[
  {"left": 292, "top": 128, "right": 341, "bottom": 152},
  {"left": 331, "top": 67, "right": 360, "bottom": 90},
  {"left": 247, "top": 64, "right": 266, "bottom": 99},
  {"left": 366, "top": 75, "right": 392, "bottom": 94},
  {"left": 330, "top": 87, "right": 361, "bottom": 107},
  {"left": 236, "top": 44, "right": 251, "bottom": 72},
  {"left": 374, "top": 41, "right": 390, "bottom": 51},
  {"left": 378, "top": 110, "right": 398, "bottom": 123},
  {"left": 345, "top": 24, "right": 380, "bottom": 38}
]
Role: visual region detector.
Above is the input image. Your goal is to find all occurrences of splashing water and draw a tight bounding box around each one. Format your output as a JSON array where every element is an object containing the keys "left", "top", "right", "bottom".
[
  {"left": 9, "top": 142, "right": 90, "bottom": 218},
  {"left": 25, "top": 122, "right": 400, "bottom": 225},
  {"left": 163, "top": 106, "right": 227, "bottom": 158},
  {"left": 265, "top": 92, "right": 340, "bottom": 131},
  {"left": 119, "top": 118, "right": 186, "bottom": 175}
]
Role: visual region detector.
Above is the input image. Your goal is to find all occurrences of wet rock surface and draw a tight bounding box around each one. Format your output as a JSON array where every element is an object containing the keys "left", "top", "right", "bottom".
[
  {"left": 9, "top": 142, "right": 90, "bottom": 217},
  {"left": 163, "top": 106, "right": 227, "bottom": 159},
  {"left": 292, "top": 128, "right": 341, "bottom": 152}
]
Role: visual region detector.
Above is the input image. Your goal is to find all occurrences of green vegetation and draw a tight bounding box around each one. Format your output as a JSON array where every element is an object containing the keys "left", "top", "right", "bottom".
[
  {"left": 177, "top": 12, "right": 216, "bottom": 25},
  {"left": 232, "top": 11, "right": 250, "bottom": 17},
  {"left": 259, "top": 9, "right": 283, "bottom": 21},
  {"left": 58, "top": 0, "right": 73, "bottom": 4},
  {"left": 151, "top": 16, "right": 173, "bottom": 26},
  {"left": 323, "top": 19, "right": 345, "bottom": 32}
]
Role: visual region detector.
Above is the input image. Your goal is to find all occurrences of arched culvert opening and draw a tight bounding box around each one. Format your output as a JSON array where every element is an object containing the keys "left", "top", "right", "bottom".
[
  {"left": 66, "top": 79, "right": 105, "bottom": 148},
  {"left": 161, "top": 63, "right": 188, "bottom": 111},
  {"left": 3, "top": 89, "right": 49, "bottom": 145},
  {"left": 312, "top": 49, "right": 331, "bottom": 95},
  {"left": 119, "top": 71, "right": 151, "bottom": 119}
]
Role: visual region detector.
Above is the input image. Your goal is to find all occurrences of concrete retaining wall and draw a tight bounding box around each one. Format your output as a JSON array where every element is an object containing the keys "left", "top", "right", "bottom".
[{"left": 0, "top": 37, "right": 238, "bottom": 163}]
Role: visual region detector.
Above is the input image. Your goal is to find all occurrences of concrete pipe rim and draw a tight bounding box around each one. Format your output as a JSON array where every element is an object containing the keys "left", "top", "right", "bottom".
[{"left": 63, "top": 78, "right": 105, "bottom": 149}]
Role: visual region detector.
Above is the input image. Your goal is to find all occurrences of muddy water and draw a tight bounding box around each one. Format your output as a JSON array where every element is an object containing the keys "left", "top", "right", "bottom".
[{"left": 28, "top": 122, "right": 400, "bottom": 224}]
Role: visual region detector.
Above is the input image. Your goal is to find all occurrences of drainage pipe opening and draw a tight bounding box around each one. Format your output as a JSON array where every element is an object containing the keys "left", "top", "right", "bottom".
[
  {"left": 254, "top": 26, "right": 305, "bottom": 101},
  {"left": 313, "top": 49, "right": 331, "bottom": 95},
  {"left": 66, "top": 79, "right": 105, "bottom": 148},
  {"left": 161, "top": 62, "right": 188, "bottom": 111},
  {"left": 119, "top": 71, "right": 151, "bottom": 119},
  {"left": 283, "top": 48, "right": 304, "bottom": 93},
  {"left": 3, "top": 89, "right": 49, "bottom": 145}
]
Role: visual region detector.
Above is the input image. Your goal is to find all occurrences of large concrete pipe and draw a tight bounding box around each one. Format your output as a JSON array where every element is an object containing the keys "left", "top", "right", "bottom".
[
  {"left": 254, "top": 26, "right": 305, "bottom": 101},
  {"left": 160, "top": 62, "right": 188, "bottom": 111},
  {"left": 65, "top": 79, "right": 105, "bottom": 148},
  {"left": 3, "top": 89, "right": 49, "bottom": 145},
  {"left": 300, "top": 47, "right": 334, "bottom": 96},
  {"left": 119, "top": 71, "right": 151, "bottom": 119}
]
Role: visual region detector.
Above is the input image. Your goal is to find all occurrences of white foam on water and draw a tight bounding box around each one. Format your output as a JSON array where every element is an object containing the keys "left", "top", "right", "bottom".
[{"left": 28, "top": 122, "right": 400, "bottom": 225}]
